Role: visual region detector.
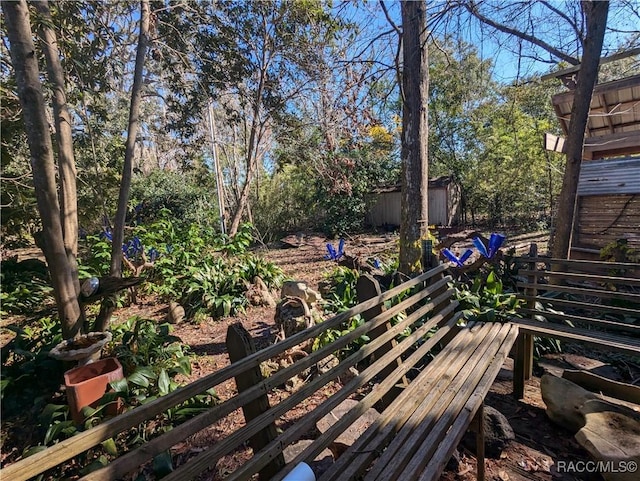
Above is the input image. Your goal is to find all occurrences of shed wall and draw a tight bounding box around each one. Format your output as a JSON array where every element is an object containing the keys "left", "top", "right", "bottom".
[
  {"left": 366, "top": 185, "right": 460, "bottom": 227},
  {"left": 574, "top": 194, "right": 640, "bottom": 250}
]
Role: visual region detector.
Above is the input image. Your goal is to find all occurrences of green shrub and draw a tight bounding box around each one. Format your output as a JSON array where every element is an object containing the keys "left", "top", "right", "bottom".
[
  {"left": 16, "top": 316, "right": 217, "bottom": 478},
  {"left": 0, "top": 258, "right": 54, "bottom": 315},
  {"left": 455, "top": 270, "right": 523, "bottom": 323},
  {"left": 1, "top": 316, "right": 65, "bottom": 418},
  {"left": 130, "top": 169, "right": 220, "bottom": 229}
]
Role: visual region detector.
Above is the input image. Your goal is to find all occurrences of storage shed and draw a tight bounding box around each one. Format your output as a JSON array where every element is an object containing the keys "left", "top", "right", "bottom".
[
  {"left": 550, "top": 73, "right": 640, "bottom": 256},
  {"left": 366, "top": 176, "right": 461, "bottom": 228}
]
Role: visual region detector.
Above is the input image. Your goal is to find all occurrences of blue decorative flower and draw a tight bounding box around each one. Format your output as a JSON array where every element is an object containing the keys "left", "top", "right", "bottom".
[
  {"left": 100, "top": 228, "right": 113, "bottom": 242},
  {"left": 325, "top": 239, "right": 345, "bottom": 261},
  {"left": 147, "top": 247, "right": 159, "bottom": 262},
  {"left": 442, "top": 248, "right": 473, "bottom": 267},
  {"left": 123, "top": 236, "right": 143, "bottom": 260},
  {"left": 473, "top": 233, "right": 506, "bottom": 259}
]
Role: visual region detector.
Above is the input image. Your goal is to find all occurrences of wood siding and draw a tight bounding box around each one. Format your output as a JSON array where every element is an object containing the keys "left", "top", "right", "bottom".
[
  {"left": 574, "top": 194, "right": 640, "bottom": 250},
  {"left": 367, "top": 184, "right": 461, "bottom": 227}
]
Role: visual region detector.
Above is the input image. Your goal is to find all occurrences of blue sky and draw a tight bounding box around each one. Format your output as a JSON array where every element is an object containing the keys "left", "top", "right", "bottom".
[{"left": 345, "top": 0, "right": 639, "bottom": 85}]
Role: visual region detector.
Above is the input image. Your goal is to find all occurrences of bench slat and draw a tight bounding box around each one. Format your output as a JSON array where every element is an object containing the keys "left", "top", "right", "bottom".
[
  {"left": 517, "top": 294, "right": 639, "bottom": 318},
  {"left": 517, "top": 282, "right": 640, "bottom": 302},
  {"left": 516, "top": 318, "right": 640, "bottom": 356},
  {"left": 517, "top": 269, "right": 640, "bottom": 287},
  {"left": 318, "top": 317, "right": 483, "bottom": 481},
  {"left": 366, "top": 323, "right": 507, "bottom": 481},
  {"left": 518, "top": 308, "right": 640, "bottom": 334},
  {"left": 417, "top": 324, "right": 519, "bottom": 481},
  {"left": 518, "top": 257, "right": 640, "bottom": 273}
]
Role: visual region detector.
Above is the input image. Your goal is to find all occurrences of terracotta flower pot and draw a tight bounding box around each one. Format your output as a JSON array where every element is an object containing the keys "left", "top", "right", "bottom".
[{"left": 64, "top": 357, "right": 124, "bottom": 424}]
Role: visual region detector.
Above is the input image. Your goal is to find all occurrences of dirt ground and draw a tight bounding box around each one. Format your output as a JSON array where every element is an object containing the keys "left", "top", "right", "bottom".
[{"left": 1, "top": 231, "right": 632, "bottom": 480}]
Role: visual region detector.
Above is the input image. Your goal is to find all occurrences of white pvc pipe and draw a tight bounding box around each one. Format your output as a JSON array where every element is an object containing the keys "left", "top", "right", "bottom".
[{"left": 281, "top": 462, "right": 316, "bottom": 481}]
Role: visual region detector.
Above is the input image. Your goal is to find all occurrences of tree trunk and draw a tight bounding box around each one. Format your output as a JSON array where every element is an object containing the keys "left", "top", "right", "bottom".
[
  {"left": 96, "top": 0, "right": 150, "bottom": 332},
  {"left": 228, "top": 103, "right": 266, "bottom": 239},
  {"left": 33, "top": 0, "right": 78, "bottom": 259},
  {"left": 3, "top": 0, "right": 82, "bottom": 338},
  {"left": 551, "top": 1, "right": 608, "bottom": 259},
  {"left": 399, "top": 0, "right": 429, "bottom": 275},
  {"left": 33, "top": 0, "right": 82, "bottom": 316}
]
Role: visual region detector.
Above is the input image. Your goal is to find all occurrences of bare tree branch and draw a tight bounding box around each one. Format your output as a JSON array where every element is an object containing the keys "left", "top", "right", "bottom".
[{"left": 464, "top": 0, "right": 580, "bottom": 65}]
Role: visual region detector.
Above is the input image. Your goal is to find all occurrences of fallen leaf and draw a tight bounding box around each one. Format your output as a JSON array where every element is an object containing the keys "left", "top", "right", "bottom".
[{"left": 498, "top": 469, "right": 510, "bottom": 481}]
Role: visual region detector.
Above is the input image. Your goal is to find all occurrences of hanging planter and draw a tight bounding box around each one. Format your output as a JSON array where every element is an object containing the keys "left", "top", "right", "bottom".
[{"left": 63, "top": 357, "right": 124, "bottom": 425}]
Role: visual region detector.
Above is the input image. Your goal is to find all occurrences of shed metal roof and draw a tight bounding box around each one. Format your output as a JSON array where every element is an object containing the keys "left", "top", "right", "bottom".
[{"left": 577, "top": 156, "right": 640, "bottom": 195}]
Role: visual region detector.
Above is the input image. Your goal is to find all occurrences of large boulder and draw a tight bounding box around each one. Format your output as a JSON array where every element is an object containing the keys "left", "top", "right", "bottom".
[
  {"left": 542, "top": 374, "right": 640, "bottom": 481},
  {"left": 541, "top": 374, "right": 596, "bottom": 432},
  {"left": 576, "top": 399, "right": 640, "bottom": 481}
]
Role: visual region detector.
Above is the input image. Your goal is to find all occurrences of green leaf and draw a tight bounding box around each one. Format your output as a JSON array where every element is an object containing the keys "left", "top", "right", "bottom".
[
  {"left": 128, "top": 371, "right": 150, "bottom": 387},
  {"left": 44, "top": 420, "right": 76, "bottom": 445},
  {"left": 109, "top": 378, "right": 129, "bottom": 394},
  {"left": 152, "top": 449, "right": 174, "bottom": 476},
  {"left": 22, "top": 445, "right": 47, "bottom": 458},
  {"left": 101, "top": 438, "right": 118, "bottom": 456},
  {"left": 158, "top": 369, "right": 170, "bottom": 395}
]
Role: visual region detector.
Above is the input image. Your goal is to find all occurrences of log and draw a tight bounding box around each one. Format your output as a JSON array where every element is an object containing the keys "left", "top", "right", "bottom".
[{"left": 563, "top": 369, "right": 640, "bottom": 405}]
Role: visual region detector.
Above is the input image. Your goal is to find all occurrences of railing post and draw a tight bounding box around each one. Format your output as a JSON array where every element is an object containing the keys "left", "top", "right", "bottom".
[
  {"left": 226, "top": 323, "right": 285, "bottom": 480},
  {"left": 514, "top": 243, "right": 537, "bottom": 399}
]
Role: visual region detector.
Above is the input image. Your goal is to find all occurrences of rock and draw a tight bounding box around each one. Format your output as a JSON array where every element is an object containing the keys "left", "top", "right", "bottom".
[
  {"left": 316, "top": 399, "right": 379, "bottom": 458},
  {"left": 462, "top": 406, "right": 515, "bottom": 459},
  {"left": 576, "top": 399, "right": 640, "bottom": 481},
  {"left": 283, "top": 439, "right": 334, "bottom": 477},
  {"left": 540, "top": 374, "right": 596, "bottom": 432},
  {"left": 167, "top": 301, "right": 185, "bottom": 324},
  {"left": 281, "top": 281, "right": 321, "bottom": 305},
  {"left": 483, "top": 406, "right": 515, "bottom": 458},
  {"left": 247, "top": 276, "right": 277, "bottom": 308},
  {"left": 542, "top": 374, "right": 640, "bottom": 481},
  {"left": 280, "top": 233, "right": 306, "bottom": 248},
  {"left": 316, "top": 354, "right": 340, "bottom": 374},
  {"left": 446, "top": 448, "right": 461, "bottom": 472}
]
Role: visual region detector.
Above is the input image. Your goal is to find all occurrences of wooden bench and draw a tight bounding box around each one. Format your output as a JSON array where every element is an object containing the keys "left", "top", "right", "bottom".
[
  {"left": 2, "top": 264, "right": 518, "bottom": 481},
  {"left": 512, "top": 247, "right": 640, "bottom": 399}
]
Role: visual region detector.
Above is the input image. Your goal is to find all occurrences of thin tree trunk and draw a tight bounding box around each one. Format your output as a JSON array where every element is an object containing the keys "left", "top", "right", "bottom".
[
  {"left": 33, "top": 1, "right": 83, "bottom": 321},
  {"left": 228, "top": 96, "right": 266, "bottom": 238},
  {"left": 3, "top": 0, "right": 82, "bottom": 338},
  {"left": 399, "top": 0, "right": 429, "bottom": 275},
  {"left": 33, "top": 0, "right": 78, "bottom": 259},
  {"left": 551, "top": 1, "right": 608, "bottom": 259},
  {"left": 96, "top": 0, "right": 150, "bottom": 332}
]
